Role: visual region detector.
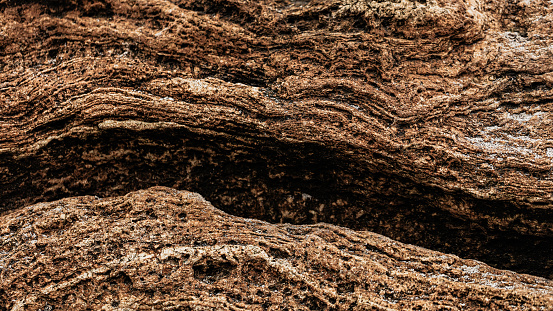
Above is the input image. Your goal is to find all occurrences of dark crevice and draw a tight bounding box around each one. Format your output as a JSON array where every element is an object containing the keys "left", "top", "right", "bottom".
[{"left": 1, "top": 127, "right": 552, "bottom": 279}]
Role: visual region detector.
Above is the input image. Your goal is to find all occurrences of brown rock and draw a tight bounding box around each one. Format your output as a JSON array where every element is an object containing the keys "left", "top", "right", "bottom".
[
  {"left": 1, "top": 0, "right": 553, "bottom": 279},
  {"left": 1, "top": 187, "right": 552, "bottom": 310}
]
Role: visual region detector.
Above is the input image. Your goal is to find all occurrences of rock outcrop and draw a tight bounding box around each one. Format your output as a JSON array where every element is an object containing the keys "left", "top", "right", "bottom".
[
  {"left": 2, "top": 187, "right": 552, "bottom": 310},
  {"left": 1, "top": 0, "right": 553, "bottom": 282}
]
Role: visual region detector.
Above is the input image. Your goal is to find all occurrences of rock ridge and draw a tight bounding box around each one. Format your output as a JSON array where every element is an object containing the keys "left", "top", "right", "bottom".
[{"left": 1, "top": 187, "right": 552, "bottom": 310}]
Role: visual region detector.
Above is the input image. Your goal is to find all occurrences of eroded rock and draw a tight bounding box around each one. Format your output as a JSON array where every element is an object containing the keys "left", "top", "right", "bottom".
[
  {"left": 1, "top": 0, "right": 553, "bottom": 278},
  {"left": 1, "top": 187, "right": 552, "bottom": 310}
]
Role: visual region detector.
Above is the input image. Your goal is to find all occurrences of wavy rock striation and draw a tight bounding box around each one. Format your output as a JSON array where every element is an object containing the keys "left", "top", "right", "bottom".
[
  {"left": 1, "top": 0, "right": 553, "bottom": 279},
  {"left": 2, "top": 187, "right": 553, "bottom": 310}
]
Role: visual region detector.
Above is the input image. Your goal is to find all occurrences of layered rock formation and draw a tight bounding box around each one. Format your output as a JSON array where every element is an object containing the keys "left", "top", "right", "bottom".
[
  {"left": 1, "top": 0, "right": 553, "bottom": 289},
  {"left": 2, "top": 187, "right": 553, "bottom": 310}
]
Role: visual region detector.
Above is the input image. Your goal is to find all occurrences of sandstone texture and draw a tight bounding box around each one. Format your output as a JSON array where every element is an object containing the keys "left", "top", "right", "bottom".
[
  {"left": 1, "top": 0, "right": 553, "bottom": 305},
  {"left": 1, "top": 187, "right": 552, "bottom": 310}
]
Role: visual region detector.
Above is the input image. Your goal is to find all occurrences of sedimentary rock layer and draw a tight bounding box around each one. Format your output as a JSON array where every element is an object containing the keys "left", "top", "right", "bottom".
[
  {"left": 1, "top": 187, "right": 552, "bottom": 310},
  {"left": 1, "top": 0, "right": 553, "bottom": 278}
]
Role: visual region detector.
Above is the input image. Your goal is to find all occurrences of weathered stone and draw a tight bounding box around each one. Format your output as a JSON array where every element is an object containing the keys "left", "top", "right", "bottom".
[
  {"left": 1, "top": 0, "right": 553, "bottom": 280},
  {"left": 1, "top": 187, "right": 552, "bottom": 310}
]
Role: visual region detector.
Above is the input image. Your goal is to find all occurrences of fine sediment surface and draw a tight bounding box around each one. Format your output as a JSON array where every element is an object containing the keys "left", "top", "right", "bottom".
[
  {"left": 1, "top": 187, "right": 552, "bottom": 310},
  {"left": 1, "top": 0, "right": 553, "bottom": 280}
]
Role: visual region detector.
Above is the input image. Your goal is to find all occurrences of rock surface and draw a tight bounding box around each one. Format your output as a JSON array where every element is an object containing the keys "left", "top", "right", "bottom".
[
  {"left": 1, "top": 0, "right": 553, "bottom": 281},
  {"left": 1, "top": 187, "right": 552, "bottom": 310}
]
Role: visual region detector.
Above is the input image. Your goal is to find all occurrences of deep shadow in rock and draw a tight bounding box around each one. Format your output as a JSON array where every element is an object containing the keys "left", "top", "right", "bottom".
[{"left": 1, "top": 127, "right": 552, "bottom": 279}]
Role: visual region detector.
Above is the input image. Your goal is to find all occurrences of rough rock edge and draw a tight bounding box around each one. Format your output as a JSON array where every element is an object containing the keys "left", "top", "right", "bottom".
[{"left": 1, "top": 187, "right": 552, "bottom": 310}]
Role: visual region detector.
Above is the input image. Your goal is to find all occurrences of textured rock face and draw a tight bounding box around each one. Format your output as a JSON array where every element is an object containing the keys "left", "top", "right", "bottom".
[
  {"left": 1, "top": 0, "right": 553, "bottom": 280},
  {"left": 1, "top": 187, "right": 553, "bottom": 310}
]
